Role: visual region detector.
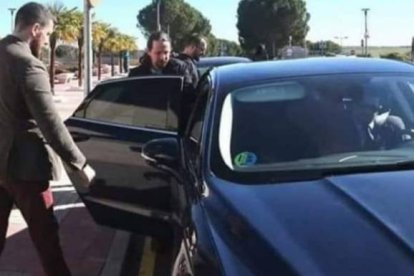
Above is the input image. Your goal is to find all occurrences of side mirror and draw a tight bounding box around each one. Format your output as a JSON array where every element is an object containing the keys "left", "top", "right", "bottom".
[{"left": 142, "top": 138, "right": 179, "bottom": 168}]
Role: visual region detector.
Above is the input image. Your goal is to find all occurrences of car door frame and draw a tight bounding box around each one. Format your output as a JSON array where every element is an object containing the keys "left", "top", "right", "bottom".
[
  {"left": 175, "top": 72, "right": 218, "bottom": 270},
  {"left": 65, "top": 75, "right": 184, "bottom": 239}
]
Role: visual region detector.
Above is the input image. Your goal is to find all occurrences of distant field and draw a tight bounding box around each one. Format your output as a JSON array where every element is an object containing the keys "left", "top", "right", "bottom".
[{"left": 343, "top": 46, "right": 411, "bottom": 58}]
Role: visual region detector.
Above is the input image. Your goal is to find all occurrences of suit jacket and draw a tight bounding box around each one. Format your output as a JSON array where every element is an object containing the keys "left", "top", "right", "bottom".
[{"left": 0, "top": 35, "right": 86, "bottom": 181}]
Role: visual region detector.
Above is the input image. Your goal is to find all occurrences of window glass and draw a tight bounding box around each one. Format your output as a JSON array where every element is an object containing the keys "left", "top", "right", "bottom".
[
  {"left": 211, "top": 73, "right": 414, "bottom": 183},
  {"left": 184, "top": 76, "right": 211, "bottom": 161},
  {"left": 187, "top": 77, "right": 211, "bottom": 142},
  {"left": 74, "top": 78, "right": 182, "bottom": 130}
]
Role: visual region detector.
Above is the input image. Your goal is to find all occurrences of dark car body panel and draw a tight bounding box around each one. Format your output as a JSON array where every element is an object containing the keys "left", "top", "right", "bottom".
[
  {"left": 66, "top": 76, "right": 183, "bottom": 239},
  {"left": 66, "top": 118, "right": 177, "bottom": 237},
  {"left": 202, "top": 170, "right": 414, "bottom": 275},
  {"left": 68, "top": 58, "right": 414, "bottom": 275}
]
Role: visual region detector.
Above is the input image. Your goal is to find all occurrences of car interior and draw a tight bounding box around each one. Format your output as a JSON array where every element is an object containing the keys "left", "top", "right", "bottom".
[{"left": 228, "top": 76, "right": 414, "bottom": 167}]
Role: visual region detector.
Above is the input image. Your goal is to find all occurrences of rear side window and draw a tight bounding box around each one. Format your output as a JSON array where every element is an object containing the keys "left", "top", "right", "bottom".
[{"left": 73, "top": 77, "right": 182, "bottom": 130}]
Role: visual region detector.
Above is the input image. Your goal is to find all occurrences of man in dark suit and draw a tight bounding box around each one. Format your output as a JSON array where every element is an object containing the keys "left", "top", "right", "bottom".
[
  {"left": 0, "top": 3, "right": 93, "bottom": 275},
  {"left": 177, "top": 34, "right": 208, "bottom": 87}
]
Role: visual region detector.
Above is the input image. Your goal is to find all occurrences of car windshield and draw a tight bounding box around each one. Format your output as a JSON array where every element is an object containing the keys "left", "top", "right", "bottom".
[{"left": 214, "top": 73, "right": 414, "bottom": 182}]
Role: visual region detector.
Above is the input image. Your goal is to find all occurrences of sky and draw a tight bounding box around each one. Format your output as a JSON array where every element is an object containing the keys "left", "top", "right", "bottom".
[{"left": 1, "top": 0, "right": 413, "bottom": 49}]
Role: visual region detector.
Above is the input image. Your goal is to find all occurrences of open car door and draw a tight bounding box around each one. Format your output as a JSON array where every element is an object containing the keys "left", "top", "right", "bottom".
[{"left": 65, "top": 76, "right": 183, "bottom": 239}]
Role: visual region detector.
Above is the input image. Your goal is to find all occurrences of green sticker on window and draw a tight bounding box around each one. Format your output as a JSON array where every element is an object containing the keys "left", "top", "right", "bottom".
[{"left": 234, "top": 152, "right": 257, "bottom": 167}]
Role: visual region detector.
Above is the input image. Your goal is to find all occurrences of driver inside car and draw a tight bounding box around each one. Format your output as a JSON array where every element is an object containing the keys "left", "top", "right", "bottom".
[{"left": 348, "top": 87, "right": 411, "bottom": 150}]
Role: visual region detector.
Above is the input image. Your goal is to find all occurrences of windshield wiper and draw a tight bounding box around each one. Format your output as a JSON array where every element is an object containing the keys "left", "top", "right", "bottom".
[
  {"left": 320, "top": 160, "right": 414, "bottom": 176},
  {"left": 389, "top": 160, "right": 414, "bottom": 169},
  {"left": 285, "top": 160, "right": 414, "bottom": 181}
]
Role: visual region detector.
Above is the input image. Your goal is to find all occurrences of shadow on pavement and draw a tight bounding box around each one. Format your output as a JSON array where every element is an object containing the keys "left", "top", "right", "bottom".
[{"left": 0, "top": 187, "right": 116, "bottom": 276}]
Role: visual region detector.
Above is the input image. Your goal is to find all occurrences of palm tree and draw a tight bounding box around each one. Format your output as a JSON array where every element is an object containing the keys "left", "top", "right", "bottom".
[
  {"left": 92, "top": 21, "right": 111, "bottom": 80},
  {"left": 116, "top": 34, "right": 137, "bottom": 74},
  {"left": 122, "top": 35, "right": 138, "bottom": 53},
  {"left": 104, "top": 29, "right": 121, "bottom": 76},
  {"left": 122, "top": 35, "right": 138, "bottom": 73},
  {"left": 103, "top": 32, "right": 137, "bottom": 76},
  {"left": 116, "top": 34, "right": 128, "bottom": 73},
  {"left": 47, "top": 2, "right": 78, "bottom": 91}
]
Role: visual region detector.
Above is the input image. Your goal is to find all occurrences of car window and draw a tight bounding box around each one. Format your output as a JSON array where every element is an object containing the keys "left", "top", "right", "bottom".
[
  {"left": 184, "top": 76, "right": 211, "bottom": 160},
  {"left": 401, "top": 81, "right": 414, "bottom": 116},
  {"left": 211, "top": 73, "right": 414, "bottom": 183},
  {"left": 73, "top": 77, "right": 182, "bottom": 130}
]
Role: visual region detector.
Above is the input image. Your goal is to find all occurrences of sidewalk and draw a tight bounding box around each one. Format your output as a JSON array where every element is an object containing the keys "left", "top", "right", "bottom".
[{"left": 0, "top": 74, "right": 130, "bottom": 276}]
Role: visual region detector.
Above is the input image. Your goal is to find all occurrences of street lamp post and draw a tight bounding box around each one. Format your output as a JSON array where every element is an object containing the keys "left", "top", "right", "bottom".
[
  {"left": 84, "top": 0, "right": 100, "bottom": 97},
  {"left": 8, "top": 8, "right": 16, "bottom": 33},
  {"left": 153, "top": 0, "right": 161, "bottom": 31},
  {"left": 84, "top": 1, "right": 93, "bottom": 97},
  {"left": 334, "top": 36, "right": 348, "bottom": 52},
  {"left": 362, "top": 8, "right": 370, "bottom": 56},
  {"left": 157, "top": 0, "right": 161, "bottom": 31}
]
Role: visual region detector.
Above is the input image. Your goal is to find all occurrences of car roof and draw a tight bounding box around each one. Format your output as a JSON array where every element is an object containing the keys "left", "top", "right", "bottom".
[
  {"left": 214, "top": 57, "right": 414, "bottom": 92},
  {"left": 198, "top": 56, "right": 251, "bottom": 67}
]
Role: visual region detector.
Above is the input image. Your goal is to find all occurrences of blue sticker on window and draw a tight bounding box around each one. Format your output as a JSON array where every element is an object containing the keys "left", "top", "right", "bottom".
[{"left": 234, "top": 152, "right": 257, "bottom": 167}]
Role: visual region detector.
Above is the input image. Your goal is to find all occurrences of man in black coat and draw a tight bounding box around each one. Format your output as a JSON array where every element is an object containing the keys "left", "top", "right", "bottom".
[
  {"left": 129, "top": 32, "right": 194, "bottom": 132},
  {"left": 129, "top": 32, "right": 191, "bottom": 82},
  {"left": 177, "top": 34, "right": 208, "bottom": 88}
]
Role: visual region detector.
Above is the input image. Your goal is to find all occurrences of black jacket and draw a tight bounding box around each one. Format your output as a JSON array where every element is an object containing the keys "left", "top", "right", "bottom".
[
  {"left": 129, "top": 54, "right": 192, "bottom": 83},
  {"left": 177, "top": 53, "right": 199, "bottom": 88}
]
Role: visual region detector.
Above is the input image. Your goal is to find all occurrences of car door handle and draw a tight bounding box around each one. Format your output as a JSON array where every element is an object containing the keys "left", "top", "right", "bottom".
[{"left": 70, "top": 131, "right": 90, "bottom": 142}]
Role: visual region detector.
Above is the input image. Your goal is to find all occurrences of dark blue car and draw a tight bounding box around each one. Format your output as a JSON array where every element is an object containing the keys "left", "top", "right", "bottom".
[{"left": 66, "top": 58, "right": 414, "bottom": 275}]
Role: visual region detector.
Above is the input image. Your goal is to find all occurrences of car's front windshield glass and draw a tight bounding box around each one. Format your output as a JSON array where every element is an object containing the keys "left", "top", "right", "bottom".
[{"left": 215, "top": 73, "right": 414, "bottom": 181}]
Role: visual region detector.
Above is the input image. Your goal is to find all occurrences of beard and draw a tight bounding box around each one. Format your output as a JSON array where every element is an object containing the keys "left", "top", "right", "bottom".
[
  {"left": 30, "top": 38, "right": 41, "bottom": 58},
  {"left": 154, "top": 59, "right": 168, "bottom": 69}
]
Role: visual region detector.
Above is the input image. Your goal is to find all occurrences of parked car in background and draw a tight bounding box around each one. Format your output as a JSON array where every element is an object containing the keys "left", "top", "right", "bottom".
[
  {"left": 66, "top": 58, "right": 414, "bottom": 275},
  {"left": 197, "top": 56, "right": 251, "bottom": 75}
]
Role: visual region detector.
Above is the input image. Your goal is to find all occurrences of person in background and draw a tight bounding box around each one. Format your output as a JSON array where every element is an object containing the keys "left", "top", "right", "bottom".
[
  {"left": 129, "top": 31, "right": 191, "bottom": 81},
  {"left": 177, "top": 34, "right": 208, "bottom": 87},
  {"left": 253, "top": 43, "right": 269, "bottom": 61},
  {"left": 122, "top": 50, "right": 130, "bottom": 73}
]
